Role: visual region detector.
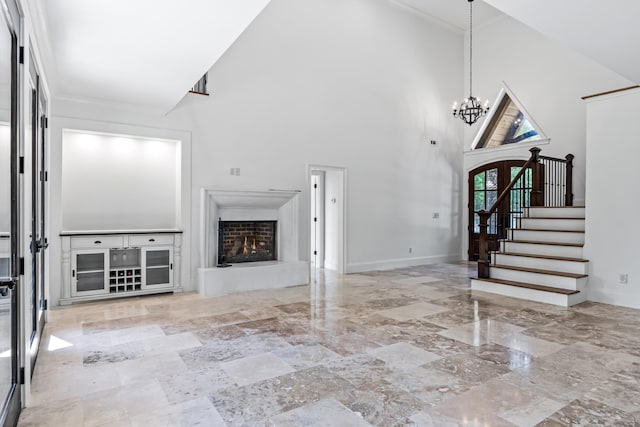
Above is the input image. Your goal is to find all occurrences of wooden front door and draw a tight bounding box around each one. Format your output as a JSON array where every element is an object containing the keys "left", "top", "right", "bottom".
[{"left": 468, "top": 160, "right": 532, "bottom": 260}]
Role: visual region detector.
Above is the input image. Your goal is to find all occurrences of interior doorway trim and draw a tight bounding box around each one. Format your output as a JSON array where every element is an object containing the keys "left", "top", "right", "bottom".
[{"left": 307, "top": 165, "right": 347, "bottom": 275}]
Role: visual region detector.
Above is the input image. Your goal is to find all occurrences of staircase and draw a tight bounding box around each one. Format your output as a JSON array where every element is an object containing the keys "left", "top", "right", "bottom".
[{"left": 472, "top": 206, "right": 588, "bottom": 307}]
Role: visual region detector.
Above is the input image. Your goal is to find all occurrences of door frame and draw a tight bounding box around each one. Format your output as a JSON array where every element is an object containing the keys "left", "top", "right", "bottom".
[
  {"left": 468, "top": 160, "right": 529, "bottom": 261},
  {"left": 307, "top": 165, "right": 347, "bottom": 274},
  {"left": 310, "top": 171, "right": 325, "bottom": 268},
  {"left": 0, "top": 0, "right": 22, "bottom": 424},
  {"left": 27, "top": 49, "right": 47, "bottom": 375}
]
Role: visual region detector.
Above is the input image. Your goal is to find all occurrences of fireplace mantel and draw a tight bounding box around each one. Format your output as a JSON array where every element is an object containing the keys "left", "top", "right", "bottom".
[{"left": 198, "top": 188, "right": 308, "bottom": 297}]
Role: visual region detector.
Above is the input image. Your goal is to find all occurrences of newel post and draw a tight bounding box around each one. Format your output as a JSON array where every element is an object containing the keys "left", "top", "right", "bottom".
[
  {"left": 529, "top": 147, "right": 544, "bottom": 206},
  {"left": 565, "top": 154, "right": 574, "bottom": 206},
  {"left": 478, "top": 210, "right": 491, "bottom": 278}
]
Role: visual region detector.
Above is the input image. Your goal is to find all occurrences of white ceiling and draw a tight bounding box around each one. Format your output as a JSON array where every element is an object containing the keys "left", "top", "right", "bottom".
[
  {"left": 393, "top": 0, "right": 503, "bottom": 31},
  {"left": 483, "top": 0, "right": 640, "bottom": 84},
  {"left": 34, "top": 0, "right": 271, "bottom": 112},
  {"left": 30, "top": 0, "right": 639, "bottom": 113}
]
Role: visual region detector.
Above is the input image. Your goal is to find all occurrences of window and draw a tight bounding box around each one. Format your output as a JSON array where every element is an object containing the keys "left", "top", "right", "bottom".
[{"left": 472, "top": 86, "right": 546, "bottom": 150}]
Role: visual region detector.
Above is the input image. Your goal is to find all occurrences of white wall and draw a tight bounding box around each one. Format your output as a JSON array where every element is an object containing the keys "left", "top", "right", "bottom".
[
  {"left": 51, "top": 0, "right": 466, "bottom": 289},
  {"left": 461, "top": 15, "right": 633, "bottom": 259},
  {"left": 61, "top": 130, "right": 180, "bottom": 231},
  {"left": 173, "top": 0, "right": 465, "bottom": 273},
  {"left": 584, "top": 89, "right": 640, "bottom": 309}
]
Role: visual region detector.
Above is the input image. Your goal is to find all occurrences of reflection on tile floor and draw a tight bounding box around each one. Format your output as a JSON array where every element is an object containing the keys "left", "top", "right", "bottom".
[{"left": 18, "top": 262, "right": 640, "bottom": 426}]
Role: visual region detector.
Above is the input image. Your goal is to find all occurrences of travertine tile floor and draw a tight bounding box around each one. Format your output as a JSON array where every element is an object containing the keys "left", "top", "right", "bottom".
[{"left": 17, "top": 262, "right": 640, "bottom": 426}]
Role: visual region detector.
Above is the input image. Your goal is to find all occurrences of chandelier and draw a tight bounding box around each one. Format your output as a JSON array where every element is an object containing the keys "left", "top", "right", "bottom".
[{"left": 452, "top": 0, "right": 490, "bottom": 126}]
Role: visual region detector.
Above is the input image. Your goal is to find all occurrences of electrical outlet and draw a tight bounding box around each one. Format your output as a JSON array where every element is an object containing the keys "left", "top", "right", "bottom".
[
  {"left": 432, "top": 212, "right": 440, "bottom": 219},
  {"left": 619, "top": 273, "right": 628, "bottom": 284},
  {"left": 409, "top": 247, "right": 412, "bottom": 254}
]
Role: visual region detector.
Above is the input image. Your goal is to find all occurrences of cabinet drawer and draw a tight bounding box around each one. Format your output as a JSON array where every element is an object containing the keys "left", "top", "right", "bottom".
[
  {"left": 128, "top": 234, "right": 174, "bottom": 246},
  {"left": 71, "top": 236, "right": 124, "bottom": 249}
]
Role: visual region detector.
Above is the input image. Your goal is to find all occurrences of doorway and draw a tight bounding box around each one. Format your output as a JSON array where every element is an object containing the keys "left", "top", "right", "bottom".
[
  {"left": 468, "top": 160, "right": 532, "bottom": 260},
  {"left": 310, "top": 171, "right": 325, "bottom": 269},
  {"left": 308, "top": 166, "right": 346, "bottom": 274}
]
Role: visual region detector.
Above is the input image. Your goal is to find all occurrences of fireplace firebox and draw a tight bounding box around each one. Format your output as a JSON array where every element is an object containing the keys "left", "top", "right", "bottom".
[{"left": 218, "top": 220, "right": 277, "bottom": 264}]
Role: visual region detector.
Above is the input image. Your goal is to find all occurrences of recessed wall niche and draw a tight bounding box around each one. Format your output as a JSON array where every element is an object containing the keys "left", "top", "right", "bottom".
[{"left": 61, "top": 129, "right": 181, "bottom": 231}]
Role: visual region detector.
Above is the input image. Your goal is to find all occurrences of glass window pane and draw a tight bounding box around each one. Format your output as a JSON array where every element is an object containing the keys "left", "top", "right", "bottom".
[
  {"left": 486, "top": 169, "right": 498, "bottom": 190},
  {"left": 474, "top": 213, "right": 480, "bottom": 233},
  {"left": 474, "top": 192, "right": 485, "bottom": 211},
  {"left": 486, "top": 190, "right": 497, "bottom": 209},
  {"left": 474, "top": 172, "right": 485, "bottom": 190}
]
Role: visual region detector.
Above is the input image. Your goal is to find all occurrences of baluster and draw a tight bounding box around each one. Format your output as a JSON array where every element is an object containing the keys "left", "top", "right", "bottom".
[
  {"left": 565, "top": 154, "right": 574, "bottom": 206},
  {"left": 478, "top": 210, "right": 491, "bottom": 278}
]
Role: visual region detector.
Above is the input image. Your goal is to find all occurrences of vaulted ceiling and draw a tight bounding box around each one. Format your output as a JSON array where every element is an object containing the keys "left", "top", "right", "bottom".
[
  {"left": 29, "top": 0, "right": 639, "bottom": 113},
  {"left": 29, "top": 0, "right": 271, "bottom": 112},
  {"left": 483, "top": 0, "right": 640, "bottom": 85}
]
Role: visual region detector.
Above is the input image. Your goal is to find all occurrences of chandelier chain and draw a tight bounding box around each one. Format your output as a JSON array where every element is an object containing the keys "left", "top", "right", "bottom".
[{"left": 469, "top": 0, "right": 473, "bottom": 97}]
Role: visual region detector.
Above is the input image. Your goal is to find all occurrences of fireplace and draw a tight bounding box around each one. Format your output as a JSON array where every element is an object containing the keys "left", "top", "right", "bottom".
[{"left": 218, "top": 220, "right": 277, "bottom": 264}]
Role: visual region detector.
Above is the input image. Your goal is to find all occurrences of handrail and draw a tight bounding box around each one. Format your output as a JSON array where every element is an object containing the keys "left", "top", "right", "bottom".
[
  {"left": 483, "top": 148, "right": 540, "bottom": 218},
  {"left": 476, "top": 147, "right": 574, "bottom": 278},
  {"left": 477, "top": 147, "right": 540, "bottom": 278}
]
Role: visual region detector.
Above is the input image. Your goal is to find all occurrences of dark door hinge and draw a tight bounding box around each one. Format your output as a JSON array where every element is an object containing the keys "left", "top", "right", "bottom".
[
  {"left": 44, "top": 299, "right": 48, "bottom": 310},
  {"left": 313, "top": 250, "right": 317, "bottom": 255},
  {"left": 19, "top": 47, "right": 24, "bottom": 64},
  {"left": 313, "top": 217, "right": 317, "bottom": 222},
  {"left": 19, "top": 156, "right": 24, "bottom": 174},
  {"left": 314, "top": 183, "right": 317, "bottom": 189},
  {"left": 44, "top": 171, "right": 48, "bottom": 182},
  {"left": 19, "top": 257, "right": 24, "bottom": 275},
  {"left": 19, "top": 367, "right": 24, "bottom": 384}
]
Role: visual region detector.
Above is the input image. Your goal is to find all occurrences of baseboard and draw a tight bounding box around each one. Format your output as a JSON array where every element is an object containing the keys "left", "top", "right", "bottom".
[{"left": 346, "top": 254, "right": 459, "bottom": 274}]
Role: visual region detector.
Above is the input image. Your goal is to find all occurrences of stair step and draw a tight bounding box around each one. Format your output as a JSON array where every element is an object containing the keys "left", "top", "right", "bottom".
[
  {"left": 473, "top": 277, "right": 579, "bottom": 295},
  {"left": 471, "top": 277, "right": 586, "bottom": 307},
  {"left": 504, "top": 240, "right": 583, "bottom": 247},
  {"left": 491, "top": 264, "right": 587, "bottom": 279},
  {"left": 493, "top": 252, "right": 589, "bottom": 275},
  {"left": 519, "top": 217, "right": 585, "bottom": 231},
  {"left": 490, "top": 263, "right": 588, "bottom": 290},
  {"left": 510, "top": 228, "right": 584, "bottom": 233},
  {"left": 525, "top": 206, "right": 585, "bottom": 219},
  {"left": 497, "top": 252, "right": 588, "bottom": 263},
  {"left": 508, "top": 229, "right": 584, "bottom": 244},
  {"left": 501, "top": 240, "right": 584, "bottom": 259}
]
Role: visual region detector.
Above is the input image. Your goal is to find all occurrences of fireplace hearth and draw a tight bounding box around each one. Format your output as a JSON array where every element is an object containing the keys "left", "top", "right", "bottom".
[{"left": 218, "top": 220, "right": 277, "bottom": 264}]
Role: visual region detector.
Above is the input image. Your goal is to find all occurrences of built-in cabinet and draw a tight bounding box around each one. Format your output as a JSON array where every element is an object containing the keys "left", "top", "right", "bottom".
[{"left": 61, "top": 231, "right": 182, "bottom": 305}]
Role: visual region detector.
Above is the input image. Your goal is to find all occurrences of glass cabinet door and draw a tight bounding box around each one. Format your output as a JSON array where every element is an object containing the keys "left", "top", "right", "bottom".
[
  {"left": 71, "top": 250, "right": 109, "bottom": 296},
  {"left": 143, "top": 248, "right": 173, "bottom": 288}
]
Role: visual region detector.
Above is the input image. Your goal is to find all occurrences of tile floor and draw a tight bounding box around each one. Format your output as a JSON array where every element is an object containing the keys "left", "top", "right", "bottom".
[{"left": 17, "top": 262, "right": 640, "bottom": 426}]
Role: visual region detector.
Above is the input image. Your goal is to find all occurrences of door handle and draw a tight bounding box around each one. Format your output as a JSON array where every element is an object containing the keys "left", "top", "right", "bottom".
[{"left": 0, "top": 278, "right": 17, "bottom": 297}]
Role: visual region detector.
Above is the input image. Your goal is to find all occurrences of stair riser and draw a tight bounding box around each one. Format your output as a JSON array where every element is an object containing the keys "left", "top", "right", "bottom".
[
  {"left": 492, "top": 254, "right": 588, "bottom": 275},
  {"left": 508, "top": 229, "right": 585, "bottom": 244},
  {"left": 490, "top": 267, "right": 587, "bottom": 290},
  {"left": 501, "top": 241, "right": 584, "bottom": 258},
  {"left": 525, "top": 207, "right": 585, "bottom": 219},
  {"left": 471, "top": 279, "right": 586, "bottom": 307},
  {"left": 519, "top": 218, "right": 585, "bottom": 231}
]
